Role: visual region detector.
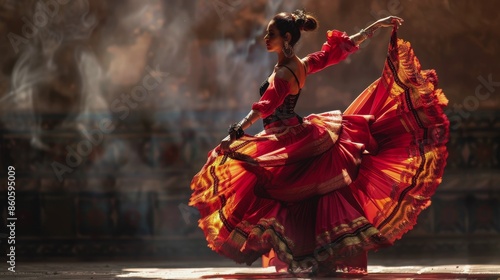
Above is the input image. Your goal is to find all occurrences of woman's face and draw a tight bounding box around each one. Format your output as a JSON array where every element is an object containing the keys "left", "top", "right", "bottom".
[{"left": 264, "top": 21, "right": 284, "bottom": 53}]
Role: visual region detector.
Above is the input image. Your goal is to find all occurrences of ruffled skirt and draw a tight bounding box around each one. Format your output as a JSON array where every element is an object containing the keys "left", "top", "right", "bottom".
[{"left": 189, "top": 30, "right": 449, "bottom": 274}]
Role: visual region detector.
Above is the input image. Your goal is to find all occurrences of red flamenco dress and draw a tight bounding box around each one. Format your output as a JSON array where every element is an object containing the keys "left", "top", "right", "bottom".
[{"left": 189, "top": 27, "right": 449, "bottom": 275}]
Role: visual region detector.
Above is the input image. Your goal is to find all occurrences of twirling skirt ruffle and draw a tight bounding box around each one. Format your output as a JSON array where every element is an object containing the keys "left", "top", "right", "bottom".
[{"left": 189, "top": 29, "right": 449, "bottom": 274}]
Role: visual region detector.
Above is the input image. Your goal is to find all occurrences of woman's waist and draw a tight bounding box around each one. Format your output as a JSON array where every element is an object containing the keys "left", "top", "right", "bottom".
[{"left": 263, "top": 113, "right": 302, "bottom": 129}]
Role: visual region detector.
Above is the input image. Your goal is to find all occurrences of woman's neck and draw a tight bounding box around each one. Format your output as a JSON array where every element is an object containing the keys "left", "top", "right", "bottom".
[{"left": 277, "top": 51, "right": 294, "bottom": 66}]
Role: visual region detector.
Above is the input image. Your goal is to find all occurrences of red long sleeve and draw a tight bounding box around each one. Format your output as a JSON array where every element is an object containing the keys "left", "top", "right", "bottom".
[
  {"left": 305, "top": 30, "right": 359, "bottom": 74},
  {"left": 252, "top": 31, "right": 356, "bottom": 119},
  {"left": 252, "top": 77, "right": 291, "bottom": 118}
]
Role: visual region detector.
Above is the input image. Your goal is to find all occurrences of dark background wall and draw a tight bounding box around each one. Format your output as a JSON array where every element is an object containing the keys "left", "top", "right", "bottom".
[{"left": 0, "top": 0, "right": 499, "bottom": 262}]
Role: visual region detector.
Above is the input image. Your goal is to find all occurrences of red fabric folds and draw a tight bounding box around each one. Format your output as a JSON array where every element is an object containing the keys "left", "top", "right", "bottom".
[
  {"left": 189, "top": 28, "right": 449, "bottom": 275},
  {"left": 306, "top": 30, "right": 359, "bottom": 74},
  {"left": 252, "top": 77, "right": 292, "bottom": 118}
]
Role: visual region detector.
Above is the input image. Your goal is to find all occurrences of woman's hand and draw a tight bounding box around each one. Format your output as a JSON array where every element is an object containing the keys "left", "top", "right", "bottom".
[
  {"left": 220, "top": 135, "right": 232, "bottom": 153},
  {"left": 352, "top": 15, "right": 404, "bottom": 44},
  {"left": 376, "top": 16, "right": 404, "bottom": 28}
]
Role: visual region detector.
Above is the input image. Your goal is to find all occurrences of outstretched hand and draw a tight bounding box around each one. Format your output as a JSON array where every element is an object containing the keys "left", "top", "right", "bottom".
[
  {"left": 376, "top": 16, "right": 404, "bottom": 28},
  {"left": 220, "top": 135, "right": 232, "bottom": 153}
]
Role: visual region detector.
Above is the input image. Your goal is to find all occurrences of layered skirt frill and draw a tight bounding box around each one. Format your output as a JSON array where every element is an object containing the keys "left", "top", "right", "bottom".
[{"left": 189, "top": 30, "right": 449, "bottom": 273}]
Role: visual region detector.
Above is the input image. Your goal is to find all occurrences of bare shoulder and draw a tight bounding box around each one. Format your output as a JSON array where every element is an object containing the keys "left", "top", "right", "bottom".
[
  {"left": 300, "top": 57, "right": 310, "bottom": 75},
  {"left": 273, "top": 59, "right": 307, "bottom": 90},
  {"left": 274, "top": 66, "right": 294, "bottom": 82}
]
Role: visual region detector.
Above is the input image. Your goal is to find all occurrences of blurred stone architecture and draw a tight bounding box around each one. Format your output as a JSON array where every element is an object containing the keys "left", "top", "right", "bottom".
[{"left": 0, "top": 0, "right": 499, "bottom": 262}]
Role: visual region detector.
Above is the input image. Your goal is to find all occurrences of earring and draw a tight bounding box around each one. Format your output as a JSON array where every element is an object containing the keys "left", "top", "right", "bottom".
[{"left": 283, "top": 41, "right": 294, "bottom": 58}]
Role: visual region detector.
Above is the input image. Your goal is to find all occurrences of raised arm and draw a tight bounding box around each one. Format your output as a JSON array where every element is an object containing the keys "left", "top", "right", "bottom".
[
  {"left": 349, "top": 16, "right": 404, "bottom": 45},
  {"left": 304, "top": 16, "right": 404, "bottom": 75},
  {"left": 303, "top": 30, "right": 359, "bottom": 75}
]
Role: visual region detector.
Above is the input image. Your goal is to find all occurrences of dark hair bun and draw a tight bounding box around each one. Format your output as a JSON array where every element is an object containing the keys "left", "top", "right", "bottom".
[{"left": 292, "top": 9, "right": 318, "bottom": 32}]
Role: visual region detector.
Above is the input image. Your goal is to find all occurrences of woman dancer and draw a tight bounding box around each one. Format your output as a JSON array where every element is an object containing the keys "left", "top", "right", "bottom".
[{"left": 190, "top": 9, "right": 449, "bottom": 276}]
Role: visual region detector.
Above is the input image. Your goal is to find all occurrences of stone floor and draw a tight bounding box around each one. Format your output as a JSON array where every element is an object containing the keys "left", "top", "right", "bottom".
[{"left": 1, "top": 257, "right": 500, "bottom": 280}]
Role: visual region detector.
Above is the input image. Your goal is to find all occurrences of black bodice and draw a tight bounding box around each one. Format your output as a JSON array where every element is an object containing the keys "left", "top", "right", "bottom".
[{"left": 259, "top": 78, "right": 303, "bottom": 127}]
